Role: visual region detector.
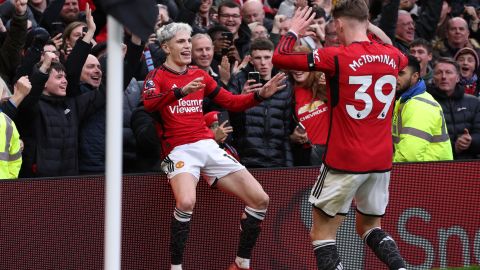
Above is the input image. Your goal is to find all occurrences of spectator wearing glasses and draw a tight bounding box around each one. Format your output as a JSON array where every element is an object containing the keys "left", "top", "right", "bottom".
[
  {"left": 41, "top": 41, "right": 60, "bottom": 61},
  {"left": 217, "top": 0, "right": 251, "bottom": 60},
  {"left": 378, "top": 0, "right": 443, "bottom": 54}
]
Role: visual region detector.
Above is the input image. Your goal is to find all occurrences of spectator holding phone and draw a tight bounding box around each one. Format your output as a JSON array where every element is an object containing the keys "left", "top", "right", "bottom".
[
  {"left": 204, "top": 110, "right": 240, "bottom": 161},
  {"left": 217, "top": 0, "right": 251, "bottom": 60},
  {"left": 227, "top": 38, "right": 294, "bottom": 168}
]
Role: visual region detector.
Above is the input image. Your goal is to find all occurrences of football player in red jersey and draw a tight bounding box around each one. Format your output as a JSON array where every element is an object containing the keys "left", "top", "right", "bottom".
[
  {"left": 142, "top": 22, "right": 287, "bottom": 270},
  {"left": 273, "top": 1, "right": 408, "bottom": 270}
]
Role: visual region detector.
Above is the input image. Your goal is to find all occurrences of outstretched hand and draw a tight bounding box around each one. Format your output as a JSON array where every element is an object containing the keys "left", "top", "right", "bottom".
[
  {"left": 82, "top": 3, "right": 96, "bottom": 44},
  {"left": 289, "top": 6, "right": 315, "bottom": 36},
  {"left": 182, "top": 77, "right": 205, "bottom": 95},
  {"left": 258, "top": 72, "right": 287, "bottom": 99}
]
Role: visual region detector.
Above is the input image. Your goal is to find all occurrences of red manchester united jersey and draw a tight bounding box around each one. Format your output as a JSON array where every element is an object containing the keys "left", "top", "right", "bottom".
[
  {"left": 274, "top": 34, "right": 408, "bottom": 172},
  {"left": 142, "top": 65, "right": 261, "bottom": 158},
  {"left": 294, "top": 86, "right": 328, "bottom": 146}
]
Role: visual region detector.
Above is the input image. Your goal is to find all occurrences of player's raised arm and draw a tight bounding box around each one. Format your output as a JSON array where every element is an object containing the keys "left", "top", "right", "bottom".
[{"left": 272, "top": 6, "right": 316, "bottom": 71}]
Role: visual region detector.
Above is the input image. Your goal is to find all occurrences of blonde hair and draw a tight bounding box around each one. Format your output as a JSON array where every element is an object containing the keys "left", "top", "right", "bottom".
[{"left": 156, "top": 22, "right": 192, "bottom": 45}]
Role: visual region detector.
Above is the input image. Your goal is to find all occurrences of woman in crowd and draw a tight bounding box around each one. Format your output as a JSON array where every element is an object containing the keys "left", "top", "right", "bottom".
[{"left": 289, "top": 45, "right": 329, "bottom": 166}]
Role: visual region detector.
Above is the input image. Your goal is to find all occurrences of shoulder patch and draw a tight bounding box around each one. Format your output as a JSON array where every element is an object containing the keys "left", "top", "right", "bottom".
[{"left": 145, "top": 80, "right": 155, "bottom": 89}]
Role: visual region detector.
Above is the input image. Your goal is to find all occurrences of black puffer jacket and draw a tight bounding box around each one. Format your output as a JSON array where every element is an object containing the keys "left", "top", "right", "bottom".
[
  {"left": 16, "top": 69, "right": 106, "bottom": 178},
  {"left": 428, "top": 84, "right": 480, "bottom": 159},
  {"left": 227, "top": 65, "right": 293, "bottom": 168}
]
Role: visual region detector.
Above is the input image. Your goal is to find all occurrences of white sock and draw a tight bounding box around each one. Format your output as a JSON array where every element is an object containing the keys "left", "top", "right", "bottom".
[
  {"left": 171, "top": 264, "right": 182, "bottom": 270},
  {"left": 235, "top": 256, "right": 251, "bottom": 269}
]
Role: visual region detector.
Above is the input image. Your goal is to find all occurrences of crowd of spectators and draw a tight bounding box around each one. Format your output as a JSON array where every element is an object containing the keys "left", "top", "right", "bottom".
[{"left": 1, "top": 0, "right": 480, "bottom": 179}]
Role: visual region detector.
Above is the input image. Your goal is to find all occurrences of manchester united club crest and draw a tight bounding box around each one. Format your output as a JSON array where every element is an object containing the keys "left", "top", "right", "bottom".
[{"left": 175, "top": 161, "right": 185, "bottom": 169}]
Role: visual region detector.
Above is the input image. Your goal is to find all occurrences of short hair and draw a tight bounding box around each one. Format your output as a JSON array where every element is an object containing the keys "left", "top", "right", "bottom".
[
  {"left": 409, "top": 38, "right": 433, "bottom": 54},
  {"left": 47, "top": 62, "right": 66, "bottom": 76},
  {"left": 192, "top": 33, "right": 212, "bottom": 43},
  {"left": 433, "top": 57, "right": 460, "bottom": 74},
  {"left": 313, "top": 6, "right": 327, "bottom": 20},
  {"left": 207, "top": 24, "right": 230, "bottom": 40},
  {"left": 406, "top": 54, "right": 421, "bottom": 74},
  {"left": 331, "top": 0, "right": 369, "bottom": 21},
  {"left": 447, "top": 17, "right": 468, "bottom": 31},
  {"left": 218, "top": 0, "right": 241, "bottom": 14},
  {"left": 250, "top": 37, "right": 274, "bottom": 52},
  {"left": 156, "top": 23, "right": 192, "bottom": 45}
]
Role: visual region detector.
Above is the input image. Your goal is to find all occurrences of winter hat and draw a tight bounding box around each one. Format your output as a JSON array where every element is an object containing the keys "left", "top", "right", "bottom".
[
  {"left": 204, "top": 111, "right": 219, "bottom": 127},
  {"left": 454, "top": 47, "right": 480, "bottom": 69}
]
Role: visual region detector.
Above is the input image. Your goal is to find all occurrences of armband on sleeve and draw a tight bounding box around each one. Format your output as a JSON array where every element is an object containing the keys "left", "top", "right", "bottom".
[{"left": 173, "top": 87, "right": 187, "bottom": 99}]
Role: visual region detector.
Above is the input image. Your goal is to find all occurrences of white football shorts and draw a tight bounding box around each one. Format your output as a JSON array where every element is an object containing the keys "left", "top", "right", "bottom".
[
  {"left": 309, "top": 164, "right": 390, "bottom": 217},
  {"left": 160, "top": 139, "right": 245, "bottom": 185}
]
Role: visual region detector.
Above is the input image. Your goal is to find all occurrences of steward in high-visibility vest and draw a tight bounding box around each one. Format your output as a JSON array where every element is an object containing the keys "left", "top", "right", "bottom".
[
  {"left": 392, "top": 78, "right": 453, "bottom": 162},
  {"left": 0, "top": 111, "right": 22, "bottom": 179}
]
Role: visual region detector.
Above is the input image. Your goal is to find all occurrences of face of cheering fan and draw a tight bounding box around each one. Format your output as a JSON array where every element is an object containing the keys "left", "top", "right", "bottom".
[
  {"left": 291, "top": 71, "right": 310, "bottom": 85},
  {"left": 80, "top": 54, "right": 102, "bottom": 88},
  {"left": 192, "top": 36, "right": 214, "bottom": 70},
  {"left": 44, "top": 68, "right": 68, "bottom": 96},
  {"left": 456, "top": 53, "right": 476, "bottom": 79}
]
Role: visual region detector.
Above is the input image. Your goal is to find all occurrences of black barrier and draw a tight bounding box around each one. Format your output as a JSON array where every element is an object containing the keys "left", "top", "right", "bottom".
[{"left": 0, "top": 161, "right": 479, "bottom": 269}]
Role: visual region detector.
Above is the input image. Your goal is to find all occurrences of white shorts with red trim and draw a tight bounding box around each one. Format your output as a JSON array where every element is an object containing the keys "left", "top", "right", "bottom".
[
  {"left": 309, "top": 164, "right": 390, "bottom": 217},
  {"left": 160, "top": 139, "right": 245, "bottom": 185}
]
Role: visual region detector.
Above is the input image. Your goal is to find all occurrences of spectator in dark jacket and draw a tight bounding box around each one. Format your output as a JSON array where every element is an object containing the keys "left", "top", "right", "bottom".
[
  {"left": 130, "top": 103, "right": 161, "bottom": 172},
  {"left": 0, "top": 0, "right": 28, "bottom": 86},
  {"left": 15, "top": 6, "right": 104, "bottom": 177},
  {"left": 16, "top": 55, "right": 105, "bottom": 177},
  {"left": 75, "top": 34, "right": 143, "bottom": 174},
  {"left": 428, "top": 57, "right": 480, "bottom": 159},
  {"left": 227, "top": 38, "right": 293, "bottom": 168},
  {"left": 433, "top": 17, "right": 480, "bottom": 60},
  {"left": 378, "top": 0, "right": 443, "bottom": 54}
]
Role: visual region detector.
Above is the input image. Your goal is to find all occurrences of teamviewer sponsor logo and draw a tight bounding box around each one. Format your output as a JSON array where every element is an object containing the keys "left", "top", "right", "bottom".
[{"left": 168, "top": 98, "right": 204, "bottom": 114}]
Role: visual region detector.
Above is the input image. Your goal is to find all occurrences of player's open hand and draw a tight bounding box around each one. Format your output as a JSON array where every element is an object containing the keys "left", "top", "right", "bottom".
[
  {"left": 182, "top": 77, "right": 205, "bottom": 95},
  {"left": 290, "top": 6, "right": 315, "bottom": 36},
  {"left": 258, "top": 72, "right": 287, "bottom": 99}
]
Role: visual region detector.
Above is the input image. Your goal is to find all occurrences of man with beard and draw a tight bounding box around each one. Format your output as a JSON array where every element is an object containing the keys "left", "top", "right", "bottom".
[{"left": 393, "top": 55, "right": 453, "bottom": 162}]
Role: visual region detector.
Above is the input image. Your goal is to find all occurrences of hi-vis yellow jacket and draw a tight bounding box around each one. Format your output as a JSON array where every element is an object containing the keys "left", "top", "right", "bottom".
[
  {"left": 392, "top": 92, "right": 453, "bottom": 162},
  {"left": 0, "top": 112, "right": 22, "bottom": 179}
]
